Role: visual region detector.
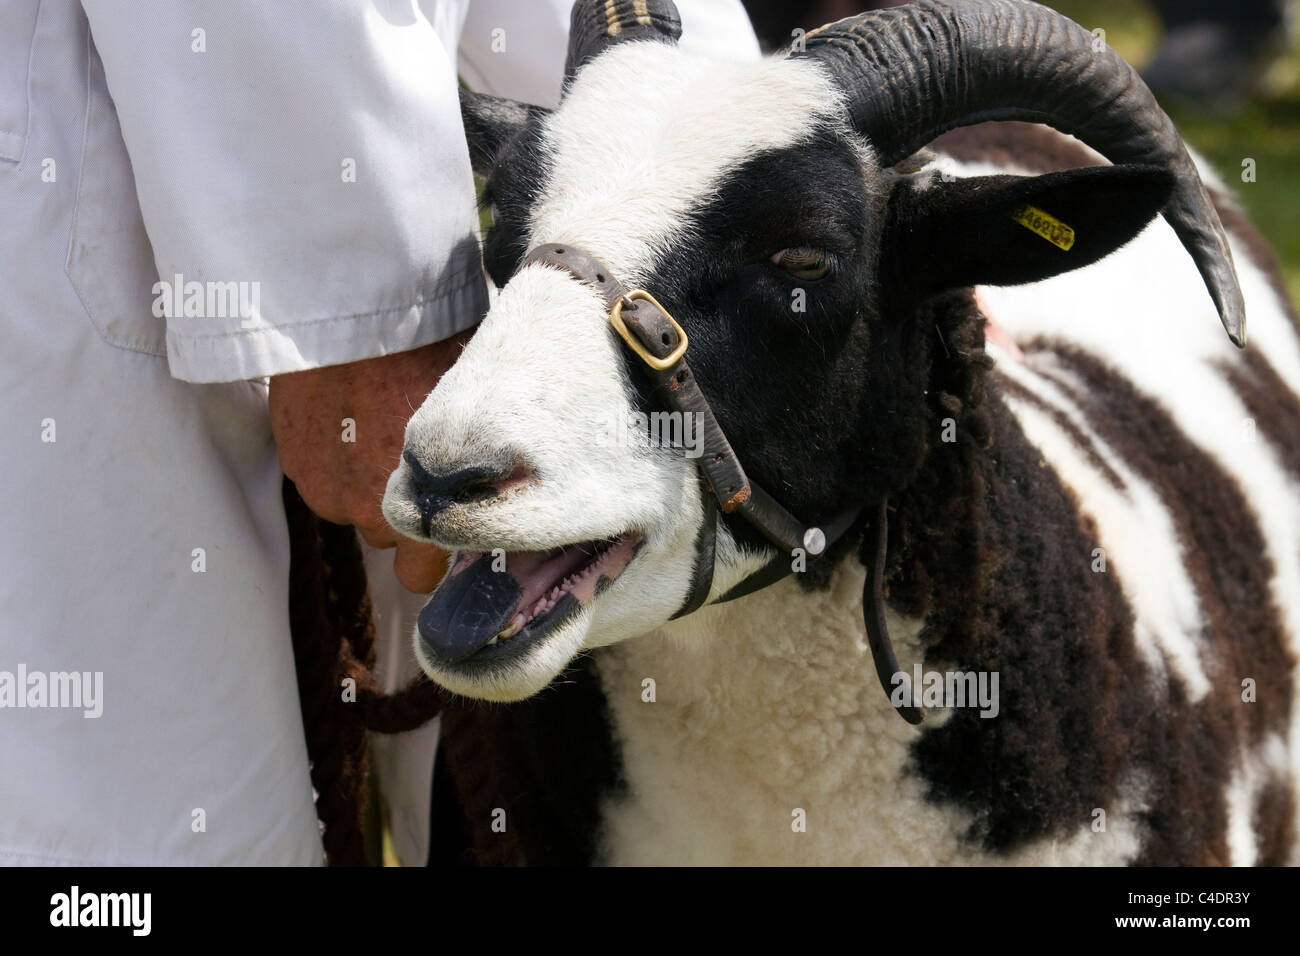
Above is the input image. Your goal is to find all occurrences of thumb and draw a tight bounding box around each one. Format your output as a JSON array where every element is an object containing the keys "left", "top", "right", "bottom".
[{"left": 395, "top": 540, "right": 450, "bottom": 594}]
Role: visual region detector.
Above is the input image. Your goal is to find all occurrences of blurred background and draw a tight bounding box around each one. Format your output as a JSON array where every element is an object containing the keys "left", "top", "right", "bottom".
[{"left": 741, "top": 0, "right": 1300, "bottom": 307}]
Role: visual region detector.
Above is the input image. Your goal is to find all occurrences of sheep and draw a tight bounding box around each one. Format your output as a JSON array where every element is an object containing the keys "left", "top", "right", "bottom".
[{"left": 383, "top": 0, "right": 1300, "bottom": 865}]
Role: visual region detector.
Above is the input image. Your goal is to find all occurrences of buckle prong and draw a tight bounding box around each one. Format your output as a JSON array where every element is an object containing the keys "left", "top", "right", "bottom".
[{"left": 609, "top": 290, "right": 689, "bottom": 371}]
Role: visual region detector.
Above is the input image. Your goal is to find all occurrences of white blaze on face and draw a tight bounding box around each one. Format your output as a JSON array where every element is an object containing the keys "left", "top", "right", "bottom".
[{"left": 526, "top": 43, "right": 845, "bottom": 285}]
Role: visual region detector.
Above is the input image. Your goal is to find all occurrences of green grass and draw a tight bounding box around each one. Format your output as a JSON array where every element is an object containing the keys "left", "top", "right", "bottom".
[{"left": 1054, "top": 0, "right": 1300, "bottom": 307}]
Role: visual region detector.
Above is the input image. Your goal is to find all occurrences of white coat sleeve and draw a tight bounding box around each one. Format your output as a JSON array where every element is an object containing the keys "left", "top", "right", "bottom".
[
  {"left": 79, "top": 0, "right": 488, "bottom": 383},
  {"left": 457, "top": 0, "right": 760, "bottom": 107}
]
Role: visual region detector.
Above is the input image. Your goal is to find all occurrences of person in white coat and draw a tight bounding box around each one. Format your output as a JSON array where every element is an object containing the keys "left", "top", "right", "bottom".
[{"left": 0, "top": 0, "right": 758, "bottom": 866}]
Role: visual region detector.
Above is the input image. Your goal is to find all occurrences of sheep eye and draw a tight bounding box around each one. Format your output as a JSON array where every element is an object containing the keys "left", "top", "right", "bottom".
[{"left": 770, "top": 246, "right": 831, "bottom": 281}]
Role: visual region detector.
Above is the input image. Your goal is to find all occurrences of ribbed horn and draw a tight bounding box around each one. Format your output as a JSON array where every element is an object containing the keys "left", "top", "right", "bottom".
[
  {"left": 793, "top": 0, "right": 1246, "bottom": 346},
  {"left": 565, "top": 0, "right": 683, "bottom": 84}
]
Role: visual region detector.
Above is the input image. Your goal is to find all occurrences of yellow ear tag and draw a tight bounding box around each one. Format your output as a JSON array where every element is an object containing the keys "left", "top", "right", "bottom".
[{"left": 1010, "top": 204, "right": 1076, "bottom": 251}]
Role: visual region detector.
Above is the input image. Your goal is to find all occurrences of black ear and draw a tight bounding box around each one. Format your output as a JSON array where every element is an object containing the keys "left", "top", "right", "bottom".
[
  {"left": 881, "top": 164, "right": 1177, "bottom": 298},
  {"left": 459, "top": 89, "right": 548, "bottom": 176}
]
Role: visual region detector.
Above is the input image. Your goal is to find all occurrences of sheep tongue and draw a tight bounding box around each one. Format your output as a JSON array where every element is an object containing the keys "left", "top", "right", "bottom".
[{"left": 417, "top": 554, "right": 522, "bottom": 664}]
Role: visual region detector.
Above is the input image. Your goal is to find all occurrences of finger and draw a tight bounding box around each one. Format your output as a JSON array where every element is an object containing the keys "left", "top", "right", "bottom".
[
  {"left": 394, "top": 541, "right": 449, "bottom": 594},
  {"left": 357, "top": 522, "right": 399, "bottom": 550},
  {"left": 291, "top": 487, "right": 353, "bottom": 528}
]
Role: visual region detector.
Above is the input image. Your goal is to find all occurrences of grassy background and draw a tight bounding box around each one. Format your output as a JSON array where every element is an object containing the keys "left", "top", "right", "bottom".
[{"left": 1052, "top": 0, "right": 1300, "bottom": 307}]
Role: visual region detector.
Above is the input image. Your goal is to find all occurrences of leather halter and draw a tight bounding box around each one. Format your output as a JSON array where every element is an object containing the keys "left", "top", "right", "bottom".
[{"left": 516, "top": 243, "right": 925, "bottom": 724}]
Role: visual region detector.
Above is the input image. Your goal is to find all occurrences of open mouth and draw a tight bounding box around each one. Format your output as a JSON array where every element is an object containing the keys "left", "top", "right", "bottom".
[{"left": 416, "top": 532, "right": 644, "bottom": 666}]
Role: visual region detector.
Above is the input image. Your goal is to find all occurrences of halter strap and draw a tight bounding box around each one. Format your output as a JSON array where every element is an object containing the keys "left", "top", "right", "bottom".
[
  {"left": 515, "top": 243, "right": 924, "bottom": 723},
  {"left": 520, "top": 244, "right": 812, "bottom": 549}
]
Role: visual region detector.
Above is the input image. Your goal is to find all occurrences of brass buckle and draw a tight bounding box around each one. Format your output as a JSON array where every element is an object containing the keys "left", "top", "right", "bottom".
[{"left": 609, "top": 290, "right": 689, "bottom": 371}]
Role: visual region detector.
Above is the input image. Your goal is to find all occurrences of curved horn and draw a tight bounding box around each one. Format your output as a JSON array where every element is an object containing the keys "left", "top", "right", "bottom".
[
  {"left": 565, "top": 0, "right": 683, "bottom": 83},
  {"left": 793, "top": 0, "right": 1245, "bottom": 346}
]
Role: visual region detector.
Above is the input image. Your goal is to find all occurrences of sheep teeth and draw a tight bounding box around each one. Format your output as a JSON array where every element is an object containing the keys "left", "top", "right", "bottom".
[
  {"left": 487, "top": 548, "right": 615, "bottom": 647},
  {"left": 492, "top": 613, "right": 528, "bottom": 644}
]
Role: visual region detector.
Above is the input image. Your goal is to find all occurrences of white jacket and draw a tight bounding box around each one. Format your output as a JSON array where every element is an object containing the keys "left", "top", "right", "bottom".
[{"left": 0, "top": 0, "right": 756, "bottom": 865}]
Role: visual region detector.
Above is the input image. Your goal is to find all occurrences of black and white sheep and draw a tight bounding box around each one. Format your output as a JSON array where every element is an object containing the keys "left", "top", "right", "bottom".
[{"left": 384, "top": 0, "right": 1300, "bottom": 865}]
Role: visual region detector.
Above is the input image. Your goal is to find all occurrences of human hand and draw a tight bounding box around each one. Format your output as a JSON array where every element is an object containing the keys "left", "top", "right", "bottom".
[{"left": 269, "top": 331, "right": 471, "bottom": 592}]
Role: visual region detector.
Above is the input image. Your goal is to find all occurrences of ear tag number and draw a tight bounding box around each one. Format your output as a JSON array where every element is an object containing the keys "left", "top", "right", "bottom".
[{"left": 1010, "top": 204, "right": 1075, "bottom": 251}]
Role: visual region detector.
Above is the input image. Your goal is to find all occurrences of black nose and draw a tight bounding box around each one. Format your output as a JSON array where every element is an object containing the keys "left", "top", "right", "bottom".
[{"left": 404, "top": 450, "right": 515, "bottom": 531}]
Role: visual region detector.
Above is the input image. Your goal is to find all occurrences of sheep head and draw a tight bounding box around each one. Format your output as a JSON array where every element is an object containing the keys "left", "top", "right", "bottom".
[{"left": 383, "top": 0, "right": 1239, "bottom": 701}]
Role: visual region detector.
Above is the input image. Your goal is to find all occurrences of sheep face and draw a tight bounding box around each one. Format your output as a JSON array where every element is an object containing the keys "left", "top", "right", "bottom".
[
  {"left": 383, "top": 44, "right": 905, "bottom": 701},
  {"left": 385, "top": 39, "right": 1177, "bottom": 702}
]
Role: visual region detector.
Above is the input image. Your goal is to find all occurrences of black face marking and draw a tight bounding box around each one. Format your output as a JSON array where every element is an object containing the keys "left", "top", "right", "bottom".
[
  {"left": 479, "top": 126, "right": 928, "bottom": 553},
  {"left": 634, "top": 133, "right": 926, "bottom": 549},
  {"left": 478, "top": 120, "right": 552, "bottom": 287}
]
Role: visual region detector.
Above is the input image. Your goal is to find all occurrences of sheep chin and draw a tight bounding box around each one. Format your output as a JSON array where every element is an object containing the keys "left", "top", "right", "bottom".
[{"left": 411, "top": 605, "right": 593, "bottom": 703}]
